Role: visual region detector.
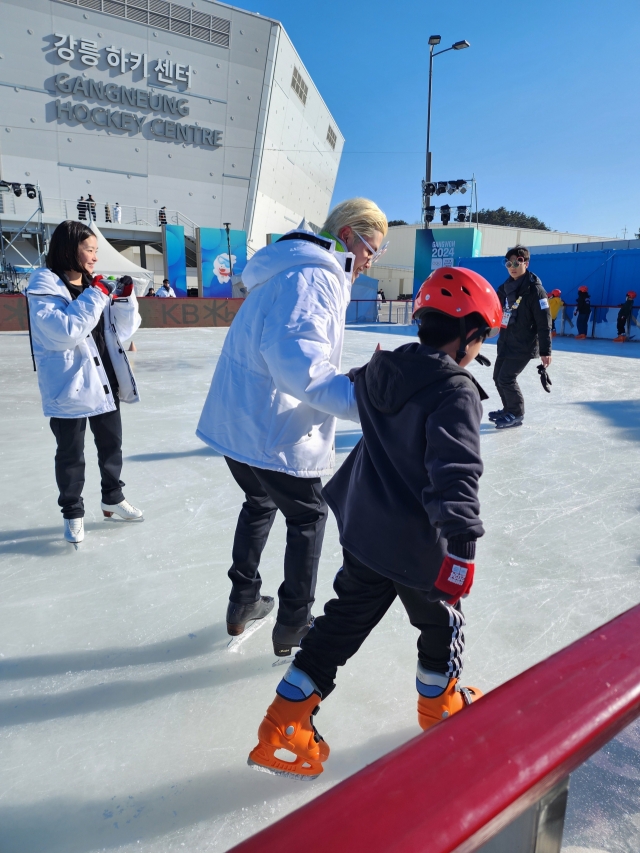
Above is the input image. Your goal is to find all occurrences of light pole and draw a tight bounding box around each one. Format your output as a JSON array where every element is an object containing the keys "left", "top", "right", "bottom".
[{"left": 423, "top": 37, "right": 470, "bottom": 225}]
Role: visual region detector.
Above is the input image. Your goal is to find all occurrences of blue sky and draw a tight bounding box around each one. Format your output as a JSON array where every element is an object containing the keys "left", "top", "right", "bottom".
[{"left": 246, "top": 0, "right": 639, "bottom": 238}]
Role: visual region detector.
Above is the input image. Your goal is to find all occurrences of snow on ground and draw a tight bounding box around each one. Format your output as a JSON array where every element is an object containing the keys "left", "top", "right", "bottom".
[{"left": 0, "top": 327, "right": 639, "bottom": 853}]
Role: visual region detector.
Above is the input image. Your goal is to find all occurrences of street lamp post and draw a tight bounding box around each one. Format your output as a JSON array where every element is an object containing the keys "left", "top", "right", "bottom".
[{"left": 423, "top": 37, "right": 470, "bottom": 225}]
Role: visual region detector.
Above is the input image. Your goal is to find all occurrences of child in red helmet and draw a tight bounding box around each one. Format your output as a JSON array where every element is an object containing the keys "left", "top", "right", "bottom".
[
  {"left": 575, "top": 286, "right": 591, "bottom": 339},
  {"left": 548, "top": 289, "right": 564, "bottom": 337},
  {"left": 614, "top": 291, "right": 637, "bottom": 341},
  {"left": 248, "top": 267, "right": 501, "bottom": 780}
]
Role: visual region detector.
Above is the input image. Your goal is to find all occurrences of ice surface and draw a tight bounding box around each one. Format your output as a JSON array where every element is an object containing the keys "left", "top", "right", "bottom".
[{"left": 0, "top": 327, "right": 639, "bottom": 853}]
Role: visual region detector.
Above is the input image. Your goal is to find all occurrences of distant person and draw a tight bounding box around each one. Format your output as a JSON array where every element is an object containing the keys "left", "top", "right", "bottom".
[
  {"left": 378, "top": 288, "right": 386, "bottom": 301},
  {"left": 197, "top": 198, "right": 388, "bottom": 658},
  {"left": 614, "top": 290, "right": 637, "bottom": 341},
  {"left": 113, "top": 202, "right": 122, "bottom": 224},
  {"left": 77, "top": 196, "right": 87, "bottom": 222},
  {"left": 158, "top": 206, "right": 167, "bottom": 226},
  {"left": 548, "top": 289, "right": 564, "bottom": 337},
  {"left": 87, "top": 195, "right": 97, "bottom": 222},
  {"left": 156, "top": 279, "right": 175, "bottom": 297},
  {"left": 490, "top": 245, "right": 552, "bottom": 430},
  {"left": 105, "top": 202, "right": 112, "bottom": 224},
  {"left": 25, "top": 220, "right": 143, "bottom": 545},
  {"left": 146, "top": 286, "right": 156, "bottom": 297},
  {"left": 574, "top": 286, "right": 591, "bottom": 339}
]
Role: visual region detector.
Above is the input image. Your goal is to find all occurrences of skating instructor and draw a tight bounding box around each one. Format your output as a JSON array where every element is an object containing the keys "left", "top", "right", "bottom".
[
  {"left": 197, "top": 198, "right": 388, "bottom": 656},
  {"left": 26, "top": 220, "right": 143, "bottom": 545},
  {"left": 490, "top": 245, "right": 552, "bottom": 429}
]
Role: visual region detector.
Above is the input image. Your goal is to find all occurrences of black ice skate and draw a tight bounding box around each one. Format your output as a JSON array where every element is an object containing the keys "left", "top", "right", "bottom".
[
  {"left": 226, "top": 596, "right": 274, "bottom": 636},
  {"left": 488, "top": 409, "right": 506, "bottom": 422},
  {"left": 495, "top": 413, "right": 524, "bottom": 430},
  {"left": 272, "top": 617, "right": 314, "bottom": 657}
]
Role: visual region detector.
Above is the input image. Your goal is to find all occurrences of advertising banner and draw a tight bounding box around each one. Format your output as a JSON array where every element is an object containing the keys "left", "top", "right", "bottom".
[
  {"left": 162, "top": 224, "right": 187, "bottom": 298},
  {"left": 197, "top": 228, "right": 247, "bottom": 298},
  {"left": 413, "top": 228, "right": 482, "bottom": 297}
]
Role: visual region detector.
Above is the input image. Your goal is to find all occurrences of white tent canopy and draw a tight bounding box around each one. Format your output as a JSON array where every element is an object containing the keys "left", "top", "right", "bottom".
[{"left": 90, "top": 221, "right": 154, "bottom": 295}]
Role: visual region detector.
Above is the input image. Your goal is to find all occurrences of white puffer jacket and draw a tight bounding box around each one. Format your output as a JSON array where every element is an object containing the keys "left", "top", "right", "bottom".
[
  {"left": 196, "top": 236, "right": 359, "bottom": 477},
  {"left": 27, "top": 268, "right": 141, "bottom": 418}
]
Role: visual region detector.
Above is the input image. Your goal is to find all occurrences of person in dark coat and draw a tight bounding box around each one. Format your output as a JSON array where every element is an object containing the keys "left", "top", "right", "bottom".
[
  {"left": 614, "top": 291, "right": 636, "bottom": 341},
  {"left": 574, "top": 286, "right": 591, "bottom": 339},
  {"left": 76, "top": 196, "right": 88, "bottom": 221},
  {"left": 490, "top": 245, "right": 552, "bottom": 429},
  {"left": 247, "top": 267, "right": 502, "bottom": 780}
]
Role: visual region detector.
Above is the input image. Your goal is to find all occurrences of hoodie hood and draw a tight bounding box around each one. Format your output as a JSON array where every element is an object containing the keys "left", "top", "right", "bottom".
[
  {"left": 242, "top": 235, "right": 346, "bottom": 293},
  {"left": 26, "top": 267, "right": 71, "bottom": 301},
  {"left": 365, "top": 342, "right": 488, "bottom": 414}
]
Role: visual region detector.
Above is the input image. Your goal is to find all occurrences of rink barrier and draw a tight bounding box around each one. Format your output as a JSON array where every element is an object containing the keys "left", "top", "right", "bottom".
[{"left": 228, "top": 603, "right": 640, "bottom": 853}]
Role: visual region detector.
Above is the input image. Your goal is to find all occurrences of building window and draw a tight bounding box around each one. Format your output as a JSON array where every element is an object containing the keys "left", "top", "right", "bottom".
[
  {"left": 291, "top": 67, "right": 308, "bottom": 105},
  {"left": 326, "top": 125, "right": 337, "bottom": 150}
]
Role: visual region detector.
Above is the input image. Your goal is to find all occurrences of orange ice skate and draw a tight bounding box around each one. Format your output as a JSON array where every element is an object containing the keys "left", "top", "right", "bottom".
[
  {"left": 248, "top": 693, "right": 329, "bottom": 780},
  {"left": 417, "top": 678, "right": 483, "bottom": 731}
]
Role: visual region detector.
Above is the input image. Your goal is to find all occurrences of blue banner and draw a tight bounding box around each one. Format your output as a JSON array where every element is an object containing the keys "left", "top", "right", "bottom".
[
  {"left": 413, "top": 227, "right": 482, "bottom": 297},
  {"left": 163, "top": 224, "right": 187, "bottom": 297},
  {"left": 197, "top": 228, "right": 247, "bottom": 298}
]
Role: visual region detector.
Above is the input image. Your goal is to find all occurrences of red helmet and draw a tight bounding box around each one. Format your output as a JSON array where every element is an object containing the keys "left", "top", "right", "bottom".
[
  {"left": 627, "top": 291, "right": 636, "bottom": 298},
  {"left": 550, "top": 289, "right": 561, "bottom": 297},
  {"left": 578, "top": 286, "right": 589, "bottom": 293},
  {"left": 413, "top": 267, "right": 502, "bottom": 337}
]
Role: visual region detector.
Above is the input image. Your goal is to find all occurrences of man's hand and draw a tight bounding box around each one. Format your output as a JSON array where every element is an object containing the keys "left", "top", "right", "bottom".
[
  {"left": 540, "top": 355, "right": 552, "bottom": 367},
  {"left": 427, "top": 554, "right": 475, "bottom": 607}
]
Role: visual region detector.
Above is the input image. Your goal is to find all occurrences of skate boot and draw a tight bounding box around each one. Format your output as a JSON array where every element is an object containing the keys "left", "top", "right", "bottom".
[
  {"left": 272, "top": 617, "right": 314, "bottom": 657},
  {"left": 64, "top": 517, "right": 84, "bottom": 544},
  {"left": 488, "top": 408, "right": 506, "bottom": 422},
  {"left": 575, "top": 333, "right": 586, "bottom": 340},
  {"left": 613, "top": 334, "right": 626, "bottom": 342},
  {"left": 416, "top": 666, "right": 483, "bottom": 731},
  {"left": 495, "top": 412, "right": 523, "bottom": 430},
  {"left": 101, "top": 499, "right": 143, "bottom": 521},
  {"left": 248, "top": 665, "right": 329, "bottom": 780},
  {"left": 226, "top": 596, "right": 274, "bottom": 636},
  {"left": 551, "top": 331, "right": 557, "bottom": 338}
]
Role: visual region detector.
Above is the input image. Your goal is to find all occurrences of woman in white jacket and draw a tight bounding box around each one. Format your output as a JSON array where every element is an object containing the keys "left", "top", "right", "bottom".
[
  {"left": 27, "top": 220, "right": 143, "bottom": 545},
  {"left": 197, "top": 198, "right": 388, "bottom": 656}
]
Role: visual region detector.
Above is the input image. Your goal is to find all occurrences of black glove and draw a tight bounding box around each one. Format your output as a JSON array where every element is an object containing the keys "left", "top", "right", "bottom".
[
  {"left": 474, "top": 354, "right": 491, "bottom": 367},
  {"left": 115, "top": 275, "right": 134, "bottom": 297},
  {"left": 537, "top": 364, "right": 552, "bottom": 393}
]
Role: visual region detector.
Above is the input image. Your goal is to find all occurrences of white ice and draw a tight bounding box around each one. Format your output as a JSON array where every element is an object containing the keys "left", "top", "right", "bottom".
[{"left": 1, "top": 326, "right": 639, "bottom": 853}]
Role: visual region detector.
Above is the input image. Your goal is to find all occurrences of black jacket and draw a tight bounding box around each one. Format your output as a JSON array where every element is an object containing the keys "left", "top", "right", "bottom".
[
  {"left": 496, "top": 270, "right": 552, "bottom": 358},
  {"left": 576, "top": 292, "right": 591, "bottom": 315},
  {"left": 322, "top": 343, "right": 486, "bottom": 591},
  {"left": 618, "top": 298, "right": 633, "bottom": 321}
]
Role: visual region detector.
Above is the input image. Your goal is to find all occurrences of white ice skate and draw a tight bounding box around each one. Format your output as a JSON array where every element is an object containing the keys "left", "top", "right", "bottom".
[
  {"left": 101, "top": 499, "right": 144, "bottom": 521},
  {"left": 64, "top": 517, "right": 84, "bottom": 544}
]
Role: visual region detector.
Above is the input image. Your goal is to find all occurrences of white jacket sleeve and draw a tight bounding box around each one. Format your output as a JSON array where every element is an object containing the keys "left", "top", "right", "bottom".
[
  {"left": 110, "top": 292, "right": 142, "bottom": 340},
  {"left": 259, "top": 268, "right": 359, "bottom": 422},
  {"left": 29, "top": 288, "right": 108, "bottom": 351}
]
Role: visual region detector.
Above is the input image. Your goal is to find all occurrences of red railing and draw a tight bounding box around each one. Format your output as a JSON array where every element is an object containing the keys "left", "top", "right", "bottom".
[{"left": 229, "top": 603, "right": 640, "bottom": 853}]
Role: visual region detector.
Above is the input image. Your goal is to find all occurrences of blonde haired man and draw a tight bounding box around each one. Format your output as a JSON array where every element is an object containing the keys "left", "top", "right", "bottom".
[{"left": 197, "top": 199, "right": 387, "bottom": 656}]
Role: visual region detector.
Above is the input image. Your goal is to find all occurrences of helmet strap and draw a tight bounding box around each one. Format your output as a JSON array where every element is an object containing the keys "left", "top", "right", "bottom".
[{"left": 455, "top": 318, "right": 467, "bottom": 364}]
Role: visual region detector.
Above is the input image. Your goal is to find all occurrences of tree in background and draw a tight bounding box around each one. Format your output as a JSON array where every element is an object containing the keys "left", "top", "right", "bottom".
[
  {"left": 387, "top": 219, "right": 408, "bottom": 227},
  {"left": 476, "top": 207, "right": 550, "bottom": 230}
]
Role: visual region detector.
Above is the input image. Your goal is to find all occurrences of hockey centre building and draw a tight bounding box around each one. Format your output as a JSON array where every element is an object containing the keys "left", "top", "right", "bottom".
[{"left": 0, "top": 0, "right": 344, "bottom": 255}]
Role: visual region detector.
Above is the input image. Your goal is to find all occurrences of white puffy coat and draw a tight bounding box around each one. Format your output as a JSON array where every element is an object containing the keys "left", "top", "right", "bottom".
[
  {"left": 27, "top": 268, "right": 141, "bottom": 418},
  {"left": 196, "top": 237, "right": 359, "bottom": 477}
]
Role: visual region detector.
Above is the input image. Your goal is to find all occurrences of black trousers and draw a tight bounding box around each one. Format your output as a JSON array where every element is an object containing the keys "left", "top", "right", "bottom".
[
  {"left": 49, "top": 401, "right": 124, "bottom": 519},
  {"left": 493, "top": 355, "right": 531, "bottom": 417},
  {"left": 294, "top": 549, "right": 465, "bottom": 699},
  {"left": 224, "top": 456, "right": 328, "bottom": 628}
]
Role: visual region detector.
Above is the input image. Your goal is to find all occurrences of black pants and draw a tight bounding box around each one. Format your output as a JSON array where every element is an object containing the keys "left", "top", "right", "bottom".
[
  {"left": 493, "top": 355, "right": 531, "bottom": 417},
  {"left": 225, "top": 457, "right": 328, "bottom": 628},
  {"left": 49, "top": 401, "right": 124, "bottom": 519},
  {"left": 576, "top": 313, "right": 590, "bottom": 336},
  {"left": 617, "top": 317, "right": 628, "bottom": 336},
  {"left": 294, "top": 549, "right": 465, "bottom": 699}
]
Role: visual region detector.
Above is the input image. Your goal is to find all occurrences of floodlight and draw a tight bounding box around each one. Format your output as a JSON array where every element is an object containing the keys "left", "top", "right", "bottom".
[
  {"left": 456, "top": 206, "right": 468, "bottom": 222},
  {"left": 25, "top": 183, "right": 36, "bottom": 200},
  {"left": 453, "top": 40, "right": 470, "bottom": 50},
  {"left": 436, "top": 182, "right": 448, "bottom": 196},
  {"left": 440, "top": 204, "right": 451, "bottom": 225},
  {"left": 425, "top": 205, "right": 436, "bottom": 224},
  {"left": 11, "top": 183, "right": 22, "bottom": 197},
  {"left": 0, "top": 180, "right": 10, "bottom": 193},
  {"left": 424, "top": 181, "right": 437, "bottom": 196},
  {"left": 447, "top": 182, "right": 457, "bottom": 194},
  {"left": 458, "top": 180, "right": 468, "bottom": 194},
  {"left": 428, "top": 35, "right": 442, "bottom": 46}
]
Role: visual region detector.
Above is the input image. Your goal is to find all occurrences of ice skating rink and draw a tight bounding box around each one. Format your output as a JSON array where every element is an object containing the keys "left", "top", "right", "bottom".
[{"left": 1, "top": 326, "right": 639, "bottom": 853}]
